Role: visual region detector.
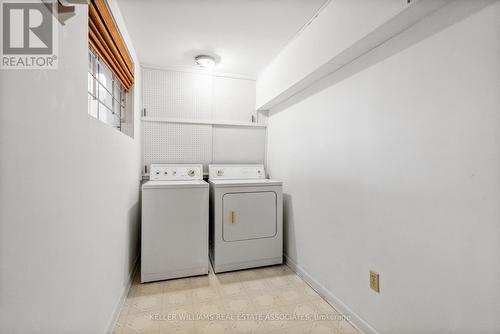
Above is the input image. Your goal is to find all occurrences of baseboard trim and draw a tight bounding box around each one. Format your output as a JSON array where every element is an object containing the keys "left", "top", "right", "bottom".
[
  {"left": 104, "top": 256, "right": 139, "bottom": 334},
  {"left": 284, "top": 254, "right": 379, "bottom": 334}
]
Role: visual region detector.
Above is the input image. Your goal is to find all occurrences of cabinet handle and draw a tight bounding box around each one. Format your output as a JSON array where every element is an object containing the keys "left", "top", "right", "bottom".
[{"left": 230, "top": 211, "right": 236, "bottom": 224}]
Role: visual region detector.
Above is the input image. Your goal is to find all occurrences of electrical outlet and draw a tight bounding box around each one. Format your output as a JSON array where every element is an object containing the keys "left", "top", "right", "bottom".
[{"left": 370, "top": 271, "right": 380, "bottom": 293}]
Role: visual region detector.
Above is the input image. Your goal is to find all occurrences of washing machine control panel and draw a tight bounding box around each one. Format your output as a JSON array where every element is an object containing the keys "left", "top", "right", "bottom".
[
  {"left": 208, "top": 164, "right": 266, "bottom": 180},
  {"left": 150, "top": 164, "right": 203, "bottom": 181}
]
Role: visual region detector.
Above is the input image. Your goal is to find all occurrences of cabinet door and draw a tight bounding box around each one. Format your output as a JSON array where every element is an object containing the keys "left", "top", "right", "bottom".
[{"left": 223, "top": 191, "right": 277, "bottom": 242}]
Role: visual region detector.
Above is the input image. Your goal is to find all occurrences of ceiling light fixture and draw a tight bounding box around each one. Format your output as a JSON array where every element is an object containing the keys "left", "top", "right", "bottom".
[{"left": 195, "top": 55, "right": 216, "bottom": 70}]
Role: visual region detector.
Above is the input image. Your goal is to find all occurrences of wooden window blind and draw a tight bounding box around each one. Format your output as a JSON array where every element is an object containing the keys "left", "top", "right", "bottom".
[{"left": 88, "top": 0, "right": 134, "bottom": 91}]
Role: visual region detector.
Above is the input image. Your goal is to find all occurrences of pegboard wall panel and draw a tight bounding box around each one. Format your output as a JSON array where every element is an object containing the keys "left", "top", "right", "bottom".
[
  {"left": 143, "top": 68, "right": 213, "bottom": 119},
  {"left": 141, "top": 67, "right": 265, "bottom": 175},
  {"left": 142, "top": 121, "right": 212, "bottom": 169}
]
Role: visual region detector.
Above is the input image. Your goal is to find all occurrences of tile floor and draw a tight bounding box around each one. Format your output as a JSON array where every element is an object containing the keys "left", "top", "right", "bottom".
[{"left": 114, "top": 265, "right": 359, "bottom": 334}]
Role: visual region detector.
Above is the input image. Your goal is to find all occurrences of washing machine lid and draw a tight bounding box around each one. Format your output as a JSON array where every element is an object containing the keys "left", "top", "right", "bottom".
[
  {"left": 143, "top": 180, "right": 208, "bottom": 189},
  {"left": 209, "top": 179, "right": 282, "bottom": 187}
]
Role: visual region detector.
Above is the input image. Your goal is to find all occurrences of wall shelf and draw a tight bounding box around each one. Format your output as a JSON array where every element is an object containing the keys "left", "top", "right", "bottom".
[
  {"left": 256, "top": 0, "right": 494, "bottom": 111},
  {"left": 141, "top": 116, "right": 267, "bottom": 128}
]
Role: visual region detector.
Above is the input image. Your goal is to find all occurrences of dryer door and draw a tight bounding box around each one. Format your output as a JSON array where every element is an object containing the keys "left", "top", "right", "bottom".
[{"left": 222, "top": 191, "right": 277, "bottom": 242}]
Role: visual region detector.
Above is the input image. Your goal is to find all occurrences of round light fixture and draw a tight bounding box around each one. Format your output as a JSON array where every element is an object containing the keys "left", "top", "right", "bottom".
[{"left": 195, "top": 55, "right": 216, "bottom": 70}]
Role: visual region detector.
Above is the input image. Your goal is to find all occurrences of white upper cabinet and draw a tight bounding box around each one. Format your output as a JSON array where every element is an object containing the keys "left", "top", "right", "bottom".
[
  {"left": 142, "top": 67, "right": 257, "bottom": 124},
  {"left": 214, "top": 76, "right": 256, "bottom": 123},
  {"left": 143, "top": 68, "right": 213, "bottom": 119}
]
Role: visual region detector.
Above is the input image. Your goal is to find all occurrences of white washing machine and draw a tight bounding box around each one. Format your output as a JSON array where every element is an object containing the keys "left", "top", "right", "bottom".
[
  {"left": 208, "top": 164, "right": 283, "bottom": 273},
  {"left": 141, "top": 164, "right": 208, "bottom": 283}
]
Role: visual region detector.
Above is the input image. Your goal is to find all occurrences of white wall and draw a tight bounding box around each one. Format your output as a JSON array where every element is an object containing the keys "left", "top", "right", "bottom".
[
  {"left": 0, "top": 3, "right": 142, "bottom": 333},
  {"left": 266, "top": 3, "right": 500, "bottom": 334}
]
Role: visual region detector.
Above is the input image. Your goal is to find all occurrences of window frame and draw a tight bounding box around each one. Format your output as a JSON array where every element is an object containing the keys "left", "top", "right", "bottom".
[{"left": 88, "top": 46, "right": 133, "bottom": 137}]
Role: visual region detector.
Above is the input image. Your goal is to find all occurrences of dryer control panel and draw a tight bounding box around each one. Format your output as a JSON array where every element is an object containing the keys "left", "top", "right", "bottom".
[
  {"left": 209, "top": 164, "right": 266, "bottom": 180},
  {"left": 150, "top": 164, "right": 203, "bottom": 181}
]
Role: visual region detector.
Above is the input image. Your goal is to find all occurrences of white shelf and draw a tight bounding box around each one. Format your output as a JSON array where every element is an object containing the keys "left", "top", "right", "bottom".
[
  {"left": 257, "top": 0, "right": 489, "bottom": 110},
  {"left": 141, "top": 116, "right": 267, "bottom": 128}
]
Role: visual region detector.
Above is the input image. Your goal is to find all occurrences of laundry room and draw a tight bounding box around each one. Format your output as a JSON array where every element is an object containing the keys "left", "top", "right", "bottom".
[{"left": 1, "top": 0, "right": 499, "bottom": 334}]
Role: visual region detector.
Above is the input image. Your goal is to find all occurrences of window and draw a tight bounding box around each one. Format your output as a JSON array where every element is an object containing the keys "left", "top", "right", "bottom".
[
  {"left": 88, "top": 0, "right": 135, "bottom": 138},
  {"left": 88, "top": 47, "right": 133, "bottom": 137}
]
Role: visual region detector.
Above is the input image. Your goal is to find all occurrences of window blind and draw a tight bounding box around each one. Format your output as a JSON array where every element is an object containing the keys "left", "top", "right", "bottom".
[{"left": 88, "top": 0, "right": 134, "bottom": 91}]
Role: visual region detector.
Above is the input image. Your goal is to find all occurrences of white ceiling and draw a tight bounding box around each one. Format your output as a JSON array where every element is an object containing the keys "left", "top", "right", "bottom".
[{"left": 116, "top": 0, "right": 329, "bottom": 77}]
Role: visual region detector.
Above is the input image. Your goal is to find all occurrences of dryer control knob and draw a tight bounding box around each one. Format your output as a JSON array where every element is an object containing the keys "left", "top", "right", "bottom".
[{"left": 188, "top": 170, "right": 195, "bottom": 177}]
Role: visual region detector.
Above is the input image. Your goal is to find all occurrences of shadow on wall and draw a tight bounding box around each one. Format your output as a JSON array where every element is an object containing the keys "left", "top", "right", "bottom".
[
  {"left": 283, "top": 193, "right": 297, "bottom": 262},
  {"left": 126, "top": 200, "right": 141, "bottom": 275},
  {"left": 269, "top": 0, "right": 494, "bottom": 117}
]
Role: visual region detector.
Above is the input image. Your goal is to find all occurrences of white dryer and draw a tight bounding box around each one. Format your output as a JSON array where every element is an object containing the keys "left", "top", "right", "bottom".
[
  {"left": 208, "top": 164, "right": 283, "bottom": 273},
  {"left": 141, "top": 164, "right": 208, "bottom": 283}
]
